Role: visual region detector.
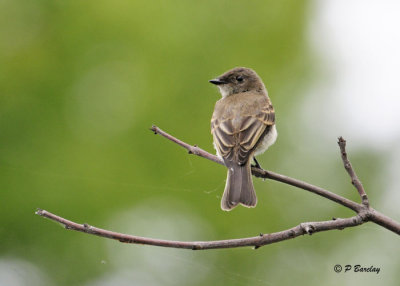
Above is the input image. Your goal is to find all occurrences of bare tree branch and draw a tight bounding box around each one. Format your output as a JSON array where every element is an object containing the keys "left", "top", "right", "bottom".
[
  {"left": 35, "top": 209, "right": 368, "bottom": 250},
  {"left": 36, "top": 125, "right": 400, "bottom": 251}
]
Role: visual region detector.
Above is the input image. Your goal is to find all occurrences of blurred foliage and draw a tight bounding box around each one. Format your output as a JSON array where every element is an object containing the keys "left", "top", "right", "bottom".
[{"left": 0, "top": 0, "right": 398, "bottom": 285}]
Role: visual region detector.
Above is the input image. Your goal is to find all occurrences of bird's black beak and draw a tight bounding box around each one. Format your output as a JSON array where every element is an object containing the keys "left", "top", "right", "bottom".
[{"left": 209, "top": 78, "right": 226, "bottom": 85}]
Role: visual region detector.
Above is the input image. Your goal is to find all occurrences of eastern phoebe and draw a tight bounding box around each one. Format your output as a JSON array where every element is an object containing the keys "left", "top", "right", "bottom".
[{"left": 210, "top": 67, "right": 277, "bottom": 211}]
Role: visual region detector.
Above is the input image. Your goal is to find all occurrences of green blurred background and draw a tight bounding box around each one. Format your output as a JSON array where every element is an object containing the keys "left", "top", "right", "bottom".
[{"left": 1, "top": 0, "right": 399, "bottom": 285}]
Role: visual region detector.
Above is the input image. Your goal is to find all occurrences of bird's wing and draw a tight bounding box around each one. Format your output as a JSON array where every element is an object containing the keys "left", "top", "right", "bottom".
[{"left": 211, "top": 94, "right": 275, "bottom": 165}]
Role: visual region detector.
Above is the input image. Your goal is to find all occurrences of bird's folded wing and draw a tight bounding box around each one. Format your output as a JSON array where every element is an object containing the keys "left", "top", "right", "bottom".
[{"left": 211, "top": 102, "right": 275, "bottom": 165}]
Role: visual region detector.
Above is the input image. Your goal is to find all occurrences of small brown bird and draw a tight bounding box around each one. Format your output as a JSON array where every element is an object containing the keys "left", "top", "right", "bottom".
[{"left": 210, "top": 67, "right": 277, "bottom": 211}]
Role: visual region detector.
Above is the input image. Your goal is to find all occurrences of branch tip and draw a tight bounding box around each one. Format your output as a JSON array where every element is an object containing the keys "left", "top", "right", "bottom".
[{"left": 150, "top": 125, "right": 158, "bottom": 134}]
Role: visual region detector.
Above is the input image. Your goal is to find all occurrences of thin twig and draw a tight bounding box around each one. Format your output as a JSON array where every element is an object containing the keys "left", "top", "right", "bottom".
[
  {"left": 338, "top": 136, "right": 369, "bottom": 207},
  {"left": 150, "top": 125, "right": 224, "bottom": 166},
  {"left": 35, "top": 209, "right": 368, "bottom": 250},
  {"left": 151, "top": 125, "right": 361, "bottom": 212}
]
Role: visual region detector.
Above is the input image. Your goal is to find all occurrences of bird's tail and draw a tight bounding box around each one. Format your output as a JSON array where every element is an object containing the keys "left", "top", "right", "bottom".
[{"left": 221, "top": 161, "right": 257, "bottom": 211}]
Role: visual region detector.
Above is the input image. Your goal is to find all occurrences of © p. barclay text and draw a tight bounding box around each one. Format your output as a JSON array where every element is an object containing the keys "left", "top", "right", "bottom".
[{"left": 334, "top": 264, "right": 380, "bottom": 274}]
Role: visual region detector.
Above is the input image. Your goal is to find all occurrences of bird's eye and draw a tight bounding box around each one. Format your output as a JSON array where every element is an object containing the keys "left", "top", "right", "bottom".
[{"left": 236, "top": 76, "right": 244, "bottom": 82}]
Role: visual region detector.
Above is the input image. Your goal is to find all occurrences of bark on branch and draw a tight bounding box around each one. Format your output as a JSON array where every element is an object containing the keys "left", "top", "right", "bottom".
[{"left": 36, "top": 126, "right": 400, "bottom": 251}]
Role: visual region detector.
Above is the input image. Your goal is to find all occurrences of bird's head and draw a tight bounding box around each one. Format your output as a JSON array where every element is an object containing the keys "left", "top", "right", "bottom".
[{"left": 209, "top": 67, "right": 266, "bottom": 97}]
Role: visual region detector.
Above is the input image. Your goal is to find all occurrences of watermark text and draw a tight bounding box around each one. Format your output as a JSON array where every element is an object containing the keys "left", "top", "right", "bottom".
[{"left": 334, "top": 264, "right": 380, "bottom": 274}]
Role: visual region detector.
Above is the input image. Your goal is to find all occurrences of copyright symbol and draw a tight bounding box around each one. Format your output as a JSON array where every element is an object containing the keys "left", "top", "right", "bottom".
[{"left": 334, "top": 264, "right": 342, "bottom": 273}]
